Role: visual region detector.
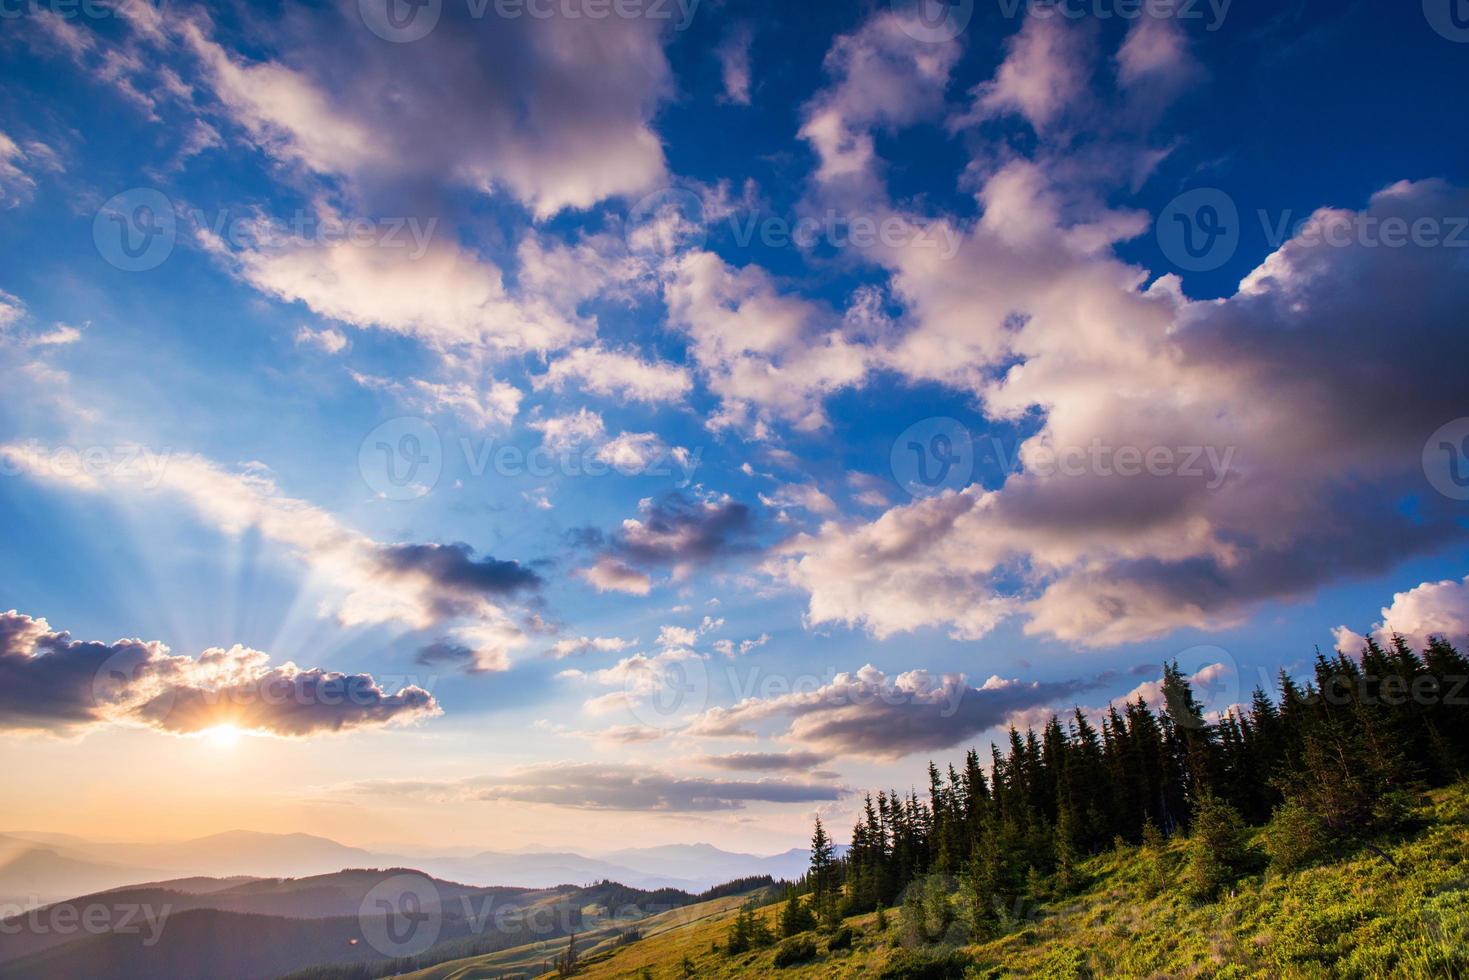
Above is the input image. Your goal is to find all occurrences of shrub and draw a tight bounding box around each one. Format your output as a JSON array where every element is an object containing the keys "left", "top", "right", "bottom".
[
  {"left": 772, "top": 935, "right": 818, "bottom": 967},
  {"left": 1263, "top": 799, "right": 1328, "bottom": 872},
  {"left": 1184, "top": 794, "right": 1249, "bottom": 900},
  {"left": 1138, "top": 820, "right": 1169, "bottom": 899},
  {"left": 877, "top": 948, "right": 975, "bottom": 979},
  {"left": 827, "top": 924, "right": 855, "bottom": 951},
  {"left": 901, "top": 875, "right": 957, "bottom": 946}
]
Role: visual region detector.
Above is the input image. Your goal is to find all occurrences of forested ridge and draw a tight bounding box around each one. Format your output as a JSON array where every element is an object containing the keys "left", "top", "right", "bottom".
[{"left": 781, "top": 636, "right": 1469, "bottom": 937}]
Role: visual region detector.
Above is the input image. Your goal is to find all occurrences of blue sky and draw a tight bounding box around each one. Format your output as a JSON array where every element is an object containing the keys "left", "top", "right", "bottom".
[{"left": 0, "top": 0, "right": 1467, "bottom": 851}]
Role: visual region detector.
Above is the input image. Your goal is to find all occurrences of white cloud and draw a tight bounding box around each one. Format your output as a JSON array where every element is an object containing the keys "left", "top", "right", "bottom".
[
  {"left": 1334, "top": 576, "right": 1469, "bottom": 655},
  {"left": 533, "top": 345, "right": 692, "bottom": 404},
  {"left": 716, "top": 24, "right": 754, "bottom": 105},
  {"left": 960, "top": 14, "right": 1092, "bottom": 132},
  {"left": 180, "top": 8, "right": 669, "bottom": 217},
  {"left": 294, "top": 325, "right": 348, "bottom": 354},
  {"left": 664, "top": 251, "right": 870, "bottom": 434},
  {"left": 550, "top": 635, "right": 637, "bottom": 659},
  {"left": 776, "top": 178, "right": 1469, "bottom": 646},
  {"left": 798, "top": 11, "right": 960, "bottom": 189},
  {"left": 578, "top": 557, "right": 653, "bottom": 596},
  {"left": 353, "top": 372, "right": 522, "bottom": 431},
  {"left": 530, "top": 408, "right": 606, "bottom": 451}
]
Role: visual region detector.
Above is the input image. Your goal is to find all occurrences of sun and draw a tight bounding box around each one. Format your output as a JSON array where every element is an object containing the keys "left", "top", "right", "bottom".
[{"left": 201, "top": 724, "right": 243, "bottom": 748}]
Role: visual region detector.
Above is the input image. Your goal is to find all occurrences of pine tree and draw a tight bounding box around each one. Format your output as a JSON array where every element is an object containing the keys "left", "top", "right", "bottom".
[{"left": 778, "top": 887, "right": 816, "bottom": 937}]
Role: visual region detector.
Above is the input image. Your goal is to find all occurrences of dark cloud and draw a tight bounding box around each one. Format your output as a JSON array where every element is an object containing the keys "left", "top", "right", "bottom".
[
  {"left": 377, "top": 543, "right": 542, "bottom": 596},
  {"left": 468, "top": 763, "right": 845, "bottom": 812},
  {"left": 0, "top": 610, "right": 439, "bottom": 737},
  {"left": 696, "top": 751, "right": 825, "bottom": 772},
  {"left": 574, "top": 493, "right": 757, "bottom": 594},
  {"left": 686, "top": 665, "right": 1109, "bottom": 761},
  {"left": 415, "top": 640, "right": 477, "bottom": 669}
]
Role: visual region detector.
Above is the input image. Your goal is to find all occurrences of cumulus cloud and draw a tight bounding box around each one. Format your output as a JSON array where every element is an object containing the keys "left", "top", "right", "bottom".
[
  {"left": 533, "top": 345, "right": 692, "bottom": 404},
  {"left": 775, "top": 176, "right": 1469, "bottom": 647},
  {"left": 798, "top": 11, "right": 960, "bottom": 188},
  {"left": 530, "top": 408, "right": 607, "bottom": 451},
  {"left": 178, "top": 8, "right": 669, "bottom": 217},
  {"left": 664, "top": 251, "right": 870, "bottom": 434},
  {"left": 1, "top": 443, "right": 541, "bottom": 662},
  {"left": 0, "top": 610, "right": 438, "bottom": 737},
  {"left": 202, "top": 213, "right": 584, "bottom": 358},
  {"left": 577, "top": 557, "right": 654, "bottom": 596},
  {"left": 576, "top": 492, "right": 757, "bottom": 592},
  {"left": 960, "top": 14, "right": 1093, "bottom": 132},
  {"left": 1334, "top": 576, "right": 1469, "bottom": 655},
  {"left": 684, "top": 665, "right": 1105, "bottom": 760}
]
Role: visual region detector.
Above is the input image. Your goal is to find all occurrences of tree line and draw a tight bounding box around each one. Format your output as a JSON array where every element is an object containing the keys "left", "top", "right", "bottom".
[{"left": 786, "top": 635, "right": 1469, "bottom": 934}]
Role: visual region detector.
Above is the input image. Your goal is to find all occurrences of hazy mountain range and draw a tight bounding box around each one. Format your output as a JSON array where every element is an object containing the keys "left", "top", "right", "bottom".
[{"left": 0, "top": 829, "right": 825, "bottom": 909}]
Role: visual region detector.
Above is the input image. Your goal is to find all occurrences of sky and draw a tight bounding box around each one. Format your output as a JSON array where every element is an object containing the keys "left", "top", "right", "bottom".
[{"left": 1, "top": 0, "right": 1468, "bottom": 855}]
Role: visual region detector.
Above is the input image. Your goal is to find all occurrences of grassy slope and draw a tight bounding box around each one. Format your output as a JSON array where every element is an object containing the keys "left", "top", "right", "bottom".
[
  {"left": 392, "top": 894, "right": 755, "bottom": 980},
  {"left": 513, "top": 783, "right": 1469, "bottom": 979}
]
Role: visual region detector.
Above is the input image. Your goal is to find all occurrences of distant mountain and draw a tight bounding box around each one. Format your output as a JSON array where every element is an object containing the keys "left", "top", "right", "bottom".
[
  {"left": 411, "top": 850, "right": 698, "bottom": 892},
  {"left": 1, "top": 829, "right": 829, "bottom": 901},
  {"left": 0, "top": 836, "right": 169, "bottom": 909},
  {"left": 0, "top": 872, "right": 695, "bottom": 980}
]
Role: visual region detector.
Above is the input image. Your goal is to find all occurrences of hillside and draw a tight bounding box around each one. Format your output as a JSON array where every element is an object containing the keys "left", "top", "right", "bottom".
[
  {"left": 502, "top": 783, "right": 1469, "bottom": 979},
  {"left": 0, "top": 871, "right": 579, "bottom": 980}
]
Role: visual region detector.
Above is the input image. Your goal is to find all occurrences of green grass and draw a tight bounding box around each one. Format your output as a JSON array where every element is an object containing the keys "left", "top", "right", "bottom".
[{"left": 393, "top": 784, "right": 1469, "bottom": 979}]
